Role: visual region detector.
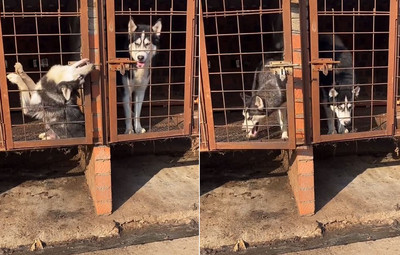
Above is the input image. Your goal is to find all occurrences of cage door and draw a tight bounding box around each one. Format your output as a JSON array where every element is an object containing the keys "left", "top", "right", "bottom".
[
  {"left": 309, "top": 0, "right": 397, "bottom": 143},
  {"left": 106, "top": 0, "right": 196, "bottom": 143}
]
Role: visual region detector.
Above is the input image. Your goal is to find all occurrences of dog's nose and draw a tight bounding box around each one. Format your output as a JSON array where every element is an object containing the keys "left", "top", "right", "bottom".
[{"left": 137, "top": 55, "right": 145, "bottom": 61}]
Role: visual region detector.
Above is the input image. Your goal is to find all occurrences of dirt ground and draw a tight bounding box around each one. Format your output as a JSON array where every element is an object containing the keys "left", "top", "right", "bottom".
[
  {"left": 0, "top": 144, "right": 199, "bottom": 253},
  {"left": 200, "top": 140, "right": 400, "bottom": 253}
]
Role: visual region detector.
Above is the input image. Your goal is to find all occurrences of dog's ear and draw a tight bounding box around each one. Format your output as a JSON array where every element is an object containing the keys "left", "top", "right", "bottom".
[
  {"left": 128, "top": 19, "right": 137, "bottom": 35},
  {"left": 61, "top": 87, "right": 72, "bottom": 101},
  {"left": 152, "top": 19, "right": 162, "bottom": 37},
  {"left": 254, "top": 96, "right": 264, "bottom": 110},
  {"left": 353, "top": 86, "right": 360, "bottom": 98},
  {"left": 329, "top": 88, "right": 338, "bottom": 98}
]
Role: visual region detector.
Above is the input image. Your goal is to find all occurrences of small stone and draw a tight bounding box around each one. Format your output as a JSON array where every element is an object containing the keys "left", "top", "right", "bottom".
[
  {"left": 30, "top": 239, "right": 44, "bottom": 251},
  {"left": 233, "top": 239, "right": 248, "bottom": 252}
]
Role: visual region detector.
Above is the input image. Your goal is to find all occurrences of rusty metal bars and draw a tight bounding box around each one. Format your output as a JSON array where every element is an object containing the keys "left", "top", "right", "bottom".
[
  {"left": 107, "top": 0, "right": 195, "bottom": 143},
  {"left": 310, "top": 0, "right": 396, "bottom": 143},
  {"left": 0, "top": 0, "right": 93, "bottom": 150},
  {"left": 200, "top": 0, "right": 295, "bottom": 150}
]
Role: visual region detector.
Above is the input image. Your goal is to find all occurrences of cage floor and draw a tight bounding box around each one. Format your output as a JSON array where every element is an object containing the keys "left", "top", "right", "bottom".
[
  {"left": 116, "top": 105, "right": 185, "bottom": 135},
  {"left": 213, "top": 110, "right": 285, "bottom": 143}
]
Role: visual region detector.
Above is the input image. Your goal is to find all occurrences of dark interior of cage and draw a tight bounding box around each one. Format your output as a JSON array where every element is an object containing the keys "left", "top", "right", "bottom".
[
  {"left": 317, "top": 2, "right": 390, "bottom": 135},
  {"left": 2, "top": 0, "right": 83, "bottom": 141},
  {"left": 114, "top": 8, "right": 187, "bottom": 134},
  {"left": 204, "top": 10, "right": 287, "bottom": 143}
]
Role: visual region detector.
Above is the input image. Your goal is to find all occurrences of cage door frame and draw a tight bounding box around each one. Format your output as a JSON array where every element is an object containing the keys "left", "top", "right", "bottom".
[
  {"left": 199, "top": 0, "right": 296, "bottom": 151},
  {"left": 106, "top": 0, "right": 196, "bottom": 143},
  {"left": 0, "top": 0, "right": 93, "bottom": 150},
  {"left": 309, "top": 0, "right": 398, "bottom": 143}
]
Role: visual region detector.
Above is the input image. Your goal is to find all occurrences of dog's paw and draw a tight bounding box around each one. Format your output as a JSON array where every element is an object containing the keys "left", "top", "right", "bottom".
[
  {"left": 343, "top": 128, "right": 349, "bottom": 134},
  {"left": 6, "top": 73, "right": 22, "bottom": 84},
  {"left": 14, "top": 62, "right": 24, "bottom": 74},
  {"left": 281, "top": 131, "right": 288, "bottom": 140},
  {"left": 327, "top": 129, "right": 337, "bottom": 135},
  {"left": 135, "top": 127, "right": 146, "bottom": 134},
  {"left": 38, "top": 132, "right": 46, "bottom": 140},
  {"left": 124, "top": 129, "right": 134, "bottom": 134}
]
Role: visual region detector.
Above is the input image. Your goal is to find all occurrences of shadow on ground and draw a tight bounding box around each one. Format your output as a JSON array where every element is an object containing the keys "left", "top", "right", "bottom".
[
  {"left": 200, "top": 150, "right": 287, "bottom": 196},
  {"left": 313, "top": 138, "right": 398, "bottom": 212}
]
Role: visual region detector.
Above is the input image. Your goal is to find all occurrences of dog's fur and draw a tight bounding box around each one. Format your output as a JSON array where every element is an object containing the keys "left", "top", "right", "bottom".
[
  {"left": 241, "top": 58, "right": 288, "bottom": 140},
  {"left": 122, "top": 18, "right": 162, "bottom": 134},
  {"left": 6, "top": 59, "right": 94, "bottom": 140},
  {"left": 319, "top": 35, "right": 360, "bottom": 134}
]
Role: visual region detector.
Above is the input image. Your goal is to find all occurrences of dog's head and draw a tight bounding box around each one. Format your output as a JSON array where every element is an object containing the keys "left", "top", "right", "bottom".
[
  {"left": 128, "top": 18, "right": 162, "bottom": 68},
  {"left": 241, "top": 94, "right": 267, "bottom": 139},
  {"left": 328, "top": 86, "right": 360, "bottom": 128},
  {"left": 44, "top": 58, "right": 94, "bottom": 100}
]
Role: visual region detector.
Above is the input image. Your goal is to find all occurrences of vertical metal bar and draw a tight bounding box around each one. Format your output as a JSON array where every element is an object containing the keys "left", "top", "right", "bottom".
[
  {"left": 386, "top": 0, "right": 398, "bottom": 135},
  {"left": 199, "top": 1, "right": 216, "bottom": 150},
  {"left": 184, "top": 0, "right": 195, "bottom": 135},
  {"left": 282, "top": 0, "right": 295, "bottom": 147},
  {"left": 80, "top": 0, "right": 93, "bottom": 143},
  {"left": 309, "top": 0, "right": 321, "bottom": 142},
  {"left": 0, "top": 17, "right": 13, "bottom": 149},
  {"left": 299, "top": 0, "right": 312, "bottom": 145},
  {"left": 106, "top": 0, "right": 118, "bottom": 142}
]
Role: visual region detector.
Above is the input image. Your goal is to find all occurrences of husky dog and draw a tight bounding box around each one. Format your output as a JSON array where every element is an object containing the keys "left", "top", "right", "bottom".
[
  {"left": 319, "top": 35, "right": 360, "bottom": 134},
  {"left": 122, "top": 18, "right": 162, "bottom": 134},
  {"left": 241, "top": 59, "right": 288, "bottom": 140},
  {"left": 6, "top": 59, "right": 94, "bottom": 140}
]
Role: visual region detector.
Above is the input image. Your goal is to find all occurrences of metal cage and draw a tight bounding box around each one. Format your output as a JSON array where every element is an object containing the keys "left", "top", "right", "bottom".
[
  {"left": 0, "top": 0, "right": 93, "bottom": 150},
  {"left": 309, "top": 0, "right": 398, "bottom": 143},
  {"left": 200, "top": 0, "right": 296, "bottom": 150},
  {"left": 106, "top": 0, "right": 196, "bottom": 143}
]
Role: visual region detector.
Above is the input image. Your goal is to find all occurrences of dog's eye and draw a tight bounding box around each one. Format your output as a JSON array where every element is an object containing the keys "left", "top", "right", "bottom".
[
  {"left": 145, "top": 43, "right": 151, "bottom": 47},
  {"left": 135, "top": 41, "right": 141, "bottom": 46}
]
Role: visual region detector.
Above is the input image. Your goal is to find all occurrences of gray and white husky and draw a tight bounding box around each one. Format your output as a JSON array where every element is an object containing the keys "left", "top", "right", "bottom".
[
  {"left": 6, "top": 59, "right": 94, "bottom": 140},
  {"left": 241, "top": 59, "right": 288, "bottom": 140},
  {"left": 319, "top": 35, "right": 360, "bottom": 134},
  {"left": 122, "top": 18, "right": 162, "bottom": 134}
]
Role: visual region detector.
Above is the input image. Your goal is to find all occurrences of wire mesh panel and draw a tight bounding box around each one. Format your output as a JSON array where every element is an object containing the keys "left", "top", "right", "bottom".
[
  {"left": 200, "top": 0, "right": 295, "bottom": 150},
  {"left": 106, "top": 0, "right": 196, "bottom": 142},
  {"left": 310, "top": 0, "right": 397, "bottom": 143},
  {"left": 0, "top": 0, "right": 93, "bottom": 150}
]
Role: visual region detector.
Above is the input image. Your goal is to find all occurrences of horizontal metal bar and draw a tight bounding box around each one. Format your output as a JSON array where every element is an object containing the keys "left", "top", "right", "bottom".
[
  {"left": 112, "top": 129, "right": 186, "bottom": 143},
  {"left": 203, "top": 9, "right": 283, "bottom": 17},
  {"left": 316, "top": 130, "right": 389, "bottom": 143},
  {"left": 204, "top": 31, "right": 283, "bottom": 37},
  {"left": 214, "top": 141, "right": 294, "bottom": 150}
]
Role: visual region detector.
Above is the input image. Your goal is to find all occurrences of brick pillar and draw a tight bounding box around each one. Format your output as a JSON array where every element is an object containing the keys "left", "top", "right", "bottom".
[
  {"left": 288, "top": 1, "right": 315, "bottom": 215},
  {"left": 288, "top": 146, "right": 314, "bottom": 215},
  {"left": 83, "top": 146, "right": 112, "bottom": 215}
]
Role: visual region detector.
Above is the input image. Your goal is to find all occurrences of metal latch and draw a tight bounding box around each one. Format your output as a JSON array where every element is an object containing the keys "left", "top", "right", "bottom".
[
  {"left": 264, "top": 61, "right": 300, "bottom": 81},
  {"left": 310, "top": 58, "right": 340, "bottom": 76},
  {"left": 108, "top": 58, "right": 137, "bottom": 75}
]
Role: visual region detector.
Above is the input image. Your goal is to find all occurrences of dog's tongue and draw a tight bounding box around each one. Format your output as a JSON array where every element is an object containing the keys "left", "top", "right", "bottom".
[{"left": 136, "top": 62, "right": 145, "bottom": 68}]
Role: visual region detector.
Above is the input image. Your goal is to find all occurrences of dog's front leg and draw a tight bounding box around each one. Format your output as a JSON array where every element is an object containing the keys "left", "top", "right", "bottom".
[
  {"left": 7, "top": 73, "right": 31, "bottom": 115},
  {"left": 122, "top": 81, "right": 134, "bottom": 134},
  {"left": 134, "top": 86, "right": 147, "bottom": 134},
  {"left": 323, "top": 105, "right": 336, "bottom": 134},
  {"left": 278, "top": 109, "right": 288, "bottom": 140},
  {"left": 14, "top": 62, "right": 37, "bottom": 91}
]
